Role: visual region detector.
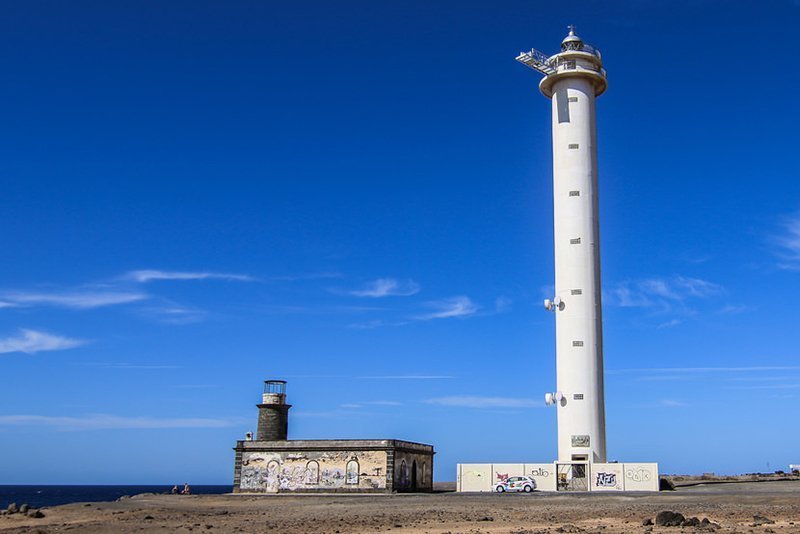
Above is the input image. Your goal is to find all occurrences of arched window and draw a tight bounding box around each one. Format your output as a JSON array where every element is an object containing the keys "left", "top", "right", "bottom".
[
  {"left": 305, "top": 460, "right": 320, "bottom": 484},
  {"left": 399, "top": 459, "right": 408, "bottom": 488},
  {"left": 346, "top": 459, "right": 359, "bottom": 484}
]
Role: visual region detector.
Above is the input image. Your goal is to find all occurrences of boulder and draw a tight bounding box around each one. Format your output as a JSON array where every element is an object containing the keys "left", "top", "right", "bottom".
[
  {"left": 642, "top": 518, "right": 654, "bottom": 526},
  {"left": 682, "top": 517, "right": 700, "bottom": 527},
  {"left": 655, "top": 511, "right": 685, "bottom": 527},
  {"left": 6, "top": 503, "right": 18, "bottom": 514},
  {"left": 27, "top": 510, "right": 45, "bottom": 518},
  {"left": 753, "top": 515, "right": 775, "bottom": 526},
  {"left": 19, "top": 504, "right": 29, "bottom": 514}
]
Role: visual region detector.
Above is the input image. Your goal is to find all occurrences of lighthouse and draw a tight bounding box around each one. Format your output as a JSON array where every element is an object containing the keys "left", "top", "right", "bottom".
[{"left": 516, "top": 27, "right": 608, "bottom": 465}]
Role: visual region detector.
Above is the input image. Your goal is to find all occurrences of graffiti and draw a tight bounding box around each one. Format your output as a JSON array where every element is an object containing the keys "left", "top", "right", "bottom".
[
  {"left": 571, "top": 435, "right": 590, "bottom": 447},
  {"left": 345, "top": 460, "right": 359, "bottom": 485},
  {"left": 625, "top": 468, "right": 652, "bottom": 482},
  {"left": 529, "top": 467, "right": 550, "bottom": 477},
  {"left": 595, "top": 472, "right": 617, "bottom": 487},
  {"left": 240, "top": 451, "right": 386, "bottom": 491},
  {"left": 495, "top": 473, "right": 509, "bottom": 483},
  {"left": 305, "top": 461, "right": 320, "bottom": 484}
]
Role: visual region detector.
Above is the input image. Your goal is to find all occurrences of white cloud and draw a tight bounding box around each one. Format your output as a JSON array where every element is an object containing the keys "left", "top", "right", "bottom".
[
  {"left": 774, "top": 213, "right": 800, "bottom": 269},
  {"left": 609, "top": 366, "right": 800, "bottom": 374},
  {"left": 0, "top": 414, "right": 245, "bottom": 431},
  {"left": 424, "top": 396, "right": 541, "bottom": 409},
  {"left": 659, "top": 399, "right": 689, "bottom": 408},
  {"left": 124, "top": 270, "right": 255, "bottom": 283},
  {"left": 657, "top": 319, "right": 681, "bottom": 329},
  {"left": 0, "top": 301, "right": 18, "bottom": 309},
  {"left": 346, "top": 278, "right": 420, "bottom": 297},
  {"left": 355, "top": 375, "right": 454, "bottom": 380},
  {"left": 414, "top": 296, "right": 479, "bottom": 320},
  {"left": 0, "top": 329, "right": 86, "bottom": 355},
  {"left": 605, "top": 276, "right": 723, "bottom": 310},
  {"left": 1, "top": 290, "right": 147, "bottom": 309},
  {"left": 142, "top": 305, "right": 208, "bottom": 325}
]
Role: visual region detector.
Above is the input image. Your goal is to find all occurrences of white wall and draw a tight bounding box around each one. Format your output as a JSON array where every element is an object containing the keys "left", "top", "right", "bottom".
[{"left": 457, "top": 462, "right": 658, "bottom": 492}]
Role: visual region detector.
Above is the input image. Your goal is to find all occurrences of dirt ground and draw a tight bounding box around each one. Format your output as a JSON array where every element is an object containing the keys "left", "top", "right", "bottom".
[{"left": 2, "top": 480, "right": 800, "bottom": 533}]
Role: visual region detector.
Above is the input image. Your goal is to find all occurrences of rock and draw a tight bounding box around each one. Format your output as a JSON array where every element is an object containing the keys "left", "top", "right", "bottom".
[
  {"left": 682, "top": 517, "right": 701, "bottom": 527},
  {"left": 556, "top": 525, "right": 584, "bottom": 533},
  {"left": 655, "top": 511, "right": 686, "bottom": 527},
  {"left": 19, "top": 504, "right": 30, "bottom": 514},
  {"left": 642, "top": 518, "right": 654, "bottom": 526},
  {"left": 27, "top": 510, "right": 45, "bottom": 518},
  {"left": 144, "top": 515, "right": 155, "bottom": 520},
  {"left": 753, "top": 515, "right": 775, "bottom": 526},
  {"left": 479, "top": 516, "right": 494, "bottom": 522},
  {"left": 699, "top": 518, "right": 721, "bottom": 531},
  {"left": 7, "top": 503, "right": 18, "bottom": 514}
]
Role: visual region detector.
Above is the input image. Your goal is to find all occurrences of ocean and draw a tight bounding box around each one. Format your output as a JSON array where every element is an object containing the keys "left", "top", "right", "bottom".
[{"left": 0, "top": 485, "right": 232, "bottom": 509}]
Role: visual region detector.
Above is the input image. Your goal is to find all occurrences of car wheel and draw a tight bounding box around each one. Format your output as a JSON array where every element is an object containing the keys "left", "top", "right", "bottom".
[
  {"left": 523, "top": 485, "right": 533, "bottom": 493},
  {"left": 495, "top": 486, "right": 505, "bottom": 493}
]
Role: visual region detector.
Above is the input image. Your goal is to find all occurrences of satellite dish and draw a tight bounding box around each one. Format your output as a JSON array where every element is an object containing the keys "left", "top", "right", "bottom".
[
  {"left": 555, "top": 391, "right": 564, "bottom": 402},
  {"left": 544, "top": 299, "right": 553, "bottom": 310},
  {"left": 544, "top": 392, "right": 554, "bottom": 405}
]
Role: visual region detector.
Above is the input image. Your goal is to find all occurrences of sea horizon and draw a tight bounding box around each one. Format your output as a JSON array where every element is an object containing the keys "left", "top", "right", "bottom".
[{"left": 0, "top": 485, "right": 232, "bottom": 509}]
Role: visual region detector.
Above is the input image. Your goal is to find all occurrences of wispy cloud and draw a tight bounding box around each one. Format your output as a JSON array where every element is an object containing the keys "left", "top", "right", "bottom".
[
  {"left": 75, "top": 362, "right": 181, "bottom": 370},
  {"left": 773, "top": 213, "right": 800, "bottom": 270},
  {"left": 658, "top": 399, "right": 689, "bottom": 408},
  {"left": 414, "top": 296, "right": 479, "bottom": 320},
  {"left": 345, "top": 278, "right": 420, "bottom": 298},
  {"left": 355, "top": 375, "right": 454, "bottom": 380},
  {"left": 141, "top": 305, "right": 208, "bottom": 325},
  {"left": 657, "top": 319, "right": 681, "bottom": 329},
  {"left": 0, "top": 329, "right": 86, "bottom": 355},
  {"left": 424, "top": 396, "right": 541, "bottom": 409},
  {"left": 0, "top": 290, "right": 148, "bottom": 309},
  {"left": 605, "top": 276, "right": 723, "bottom": 311},
  {"left": 268, "top": 272, "right": 343, "bottom": 282},
  {"left": 339, "top": 400, "right": 402, "bottom": 409},
  {"left": 0, "top": 414, "right": 245, "bottom": 431},
  {"left": 609, "top": 366, "right": 800, "bottom": 374},
  {"left": 124, "top": 270, "right": 255, "bottom": 283}
]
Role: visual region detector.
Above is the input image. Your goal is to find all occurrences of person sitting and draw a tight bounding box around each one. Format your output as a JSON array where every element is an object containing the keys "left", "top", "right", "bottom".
[
  {"left": 170, "top": 485, "right": 179, "bottom": 494},
  {"left": 181, "top": 483, "right": 191, "bottom": 495}
]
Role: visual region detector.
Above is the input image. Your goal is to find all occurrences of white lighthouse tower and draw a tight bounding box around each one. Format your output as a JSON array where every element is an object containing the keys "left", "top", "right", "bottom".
[{"left": 517, "top": 27, "right": 608, "bottom": 465}]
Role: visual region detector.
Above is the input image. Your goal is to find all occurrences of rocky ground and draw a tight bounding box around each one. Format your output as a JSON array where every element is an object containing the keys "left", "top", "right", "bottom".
[{"left": 2, "top": 480, "right": 799, "bottom": 533}]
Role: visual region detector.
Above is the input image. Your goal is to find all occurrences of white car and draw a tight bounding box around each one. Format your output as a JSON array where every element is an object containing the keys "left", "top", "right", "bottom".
[{"left": 493, "top": 475, "right": 536, "bottom": 493}]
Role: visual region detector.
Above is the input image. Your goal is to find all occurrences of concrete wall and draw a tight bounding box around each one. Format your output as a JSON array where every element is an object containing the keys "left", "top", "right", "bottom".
[
  {"left": 392, "top": 449, "right": 434, "bottom": 492},
  {"left": 240, "top": 450, "right": 388, "bottom": 492},
  {"left": 457, "top": 462, "right": 657, "bottom": 492}
]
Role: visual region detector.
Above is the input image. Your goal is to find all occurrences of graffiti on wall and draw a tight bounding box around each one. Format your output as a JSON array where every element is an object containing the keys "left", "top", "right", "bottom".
[
  {"left": 625, "top": 467, "right": 652, "bottom": 482},
  {"left": 240, "top": 450, "right": 387, "bottom": 491},
  {"left": 595, "top": 472, "right": 617, "bottom": 487}
]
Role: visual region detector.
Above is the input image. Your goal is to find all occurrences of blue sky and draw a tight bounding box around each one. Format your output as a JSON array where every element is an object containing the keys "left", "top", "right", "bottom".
[{"left": 2, "top": 0, "right": 800, "bottom": 484}]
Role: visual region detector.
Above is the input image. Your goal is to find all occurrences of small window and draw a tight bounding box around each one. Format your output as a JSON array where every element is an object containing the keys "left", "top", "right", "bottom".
[
  {"left": 569, "top": 190, "right": 580, "bottom": 197},
  {"left": 573, "top": 393, "right": 584, "bottom": 400},
  {"left": 568, "top": 96, "right": 578, "bottom": 102},
  {"left": 568, "top": 143, "right": 579, "bottom": 149},
  {"left": 571, "top": 289, "right": 582, "bottom": 295},
  {"left": 573, "top": 341, "right": 584, "bottom": 347},
  {"left": 570, "top": 238, "right": 581, "bottom": 244}
]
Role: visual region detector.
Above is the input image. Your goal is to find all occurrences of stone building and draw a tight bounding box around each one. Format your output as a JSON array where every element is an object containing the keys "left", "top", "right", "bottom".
[{"left": 232, "top": 380, "right": 435, "bottom": 493}]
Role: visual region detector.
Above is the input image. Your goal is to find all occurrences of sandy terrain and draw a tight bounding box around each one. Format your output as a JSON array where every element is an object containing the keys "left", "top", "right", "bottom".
[{"left": 2, "top": 480, "right": 800, "bottom": 533}]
